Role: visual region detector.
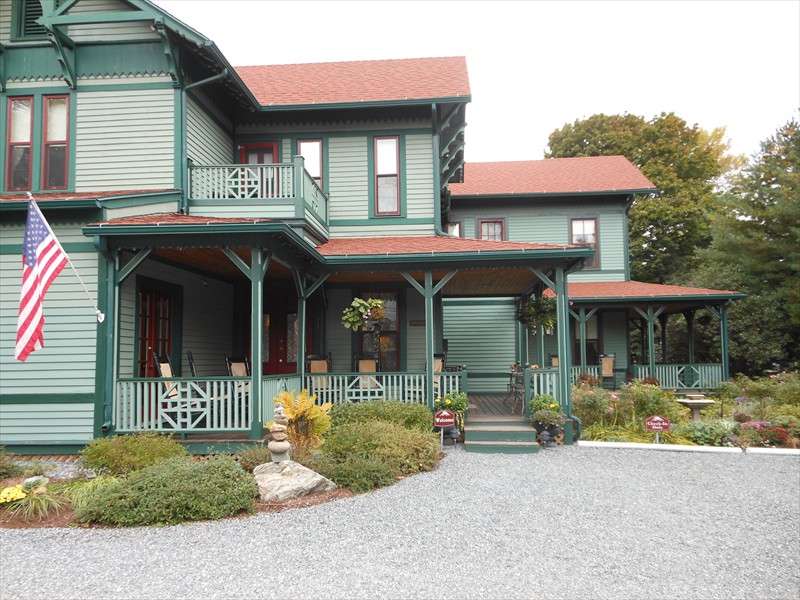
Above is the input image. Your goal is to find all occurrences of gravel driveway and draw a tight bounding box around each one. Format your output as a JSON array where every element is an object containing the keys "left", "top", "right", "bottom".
[{"left": 1, "top": 447, "right": 798, "bottom": 600}]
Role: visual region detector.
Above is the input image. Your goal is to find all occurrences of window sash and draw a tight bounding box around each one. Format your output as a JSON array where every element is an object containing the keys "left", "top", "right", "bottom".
[
  {"left": 375, "top": 137, "right": 400, "bottom": 215},
  {"left": 6, "top": 97, "right": 33, "bottom": 191},
  {"left": 42, "top": 96, "right": 69, "bottom": 189},
  {"left": 571, "top": 218, "right": 598, "bottom": 268},
  {"left": 479, "top": 220, "right": 503, "bottom": 241},
  {"left": 298, "top": 139, "right": 323, "bottom": 188}
]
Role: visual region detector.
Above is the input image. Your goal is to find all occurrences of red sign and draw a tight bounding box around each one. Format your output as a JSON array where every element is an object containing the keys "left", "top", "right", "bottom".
[
  {"left": 434, "top": 410, "right": 456, "bottom": 428},
  {"left": 646, "top": 416, "right": 671, "bottom": 431}
]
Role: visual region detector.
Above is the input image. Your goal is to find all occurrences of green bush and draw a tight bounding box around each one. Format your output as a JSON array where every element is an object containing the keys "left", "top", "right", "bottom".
[
  {"left": 330, "top": 401, "right": 433, "bottom": 432},
  {"left": 75, "top": 456, "right": 257, "bottom": 526},
  {"left": 0, "top": 447, "right": 23, "bottom": 479},
  {"left": 733, "top": 372, "right": 800, "bottom": 419},
  {"left": 617, "top": 381, "right": 686, "bottom": 426},
  {"left": 674, "top": 420, "right": 737, "bottom": 447},
  {"left": 236, "top": 444, "right": 273, "bottom": 472},
  {"left": 528, "top": 394, "right": 558, "bottom": 413},
  {"left": 307, "top": 454, "right": 397, "bottom": 494},
  {"left": 571, "top": 385, "right": 614, "bottom": 426},
  {"left": 80, "top": 432, "right": 188, "bottom": 475}
]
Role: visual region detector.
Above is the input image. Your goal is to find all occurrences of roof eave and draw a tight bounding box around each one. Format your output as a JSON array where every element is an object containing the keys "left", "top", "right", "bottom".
[
  {"left": 451, "top": 188, "right": 658, "bottom": 200},
  {"left": 258, "top": 95, "right": 472, "bottom": 112}
]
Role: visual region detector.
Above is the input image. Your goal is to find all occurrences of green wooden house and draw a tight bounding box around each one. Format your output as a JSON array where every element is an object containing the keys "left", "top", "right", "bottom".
[{"left": 0, "top": 0, "right": 742, "bottom": 453}]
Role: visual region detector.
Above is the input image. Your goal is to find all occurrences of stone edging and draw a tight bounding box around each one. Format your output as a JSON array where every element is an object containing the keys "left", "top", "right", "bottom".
[{"left": 577, "top": 441, "right": 800, "bottom": 455}]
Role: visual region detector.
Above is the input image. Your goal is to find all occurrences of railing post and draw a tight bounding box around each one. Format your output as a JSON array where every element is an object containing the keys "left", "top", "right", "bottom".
[{"left": 293, "top": 155, "right": 305, "bottom": 219}]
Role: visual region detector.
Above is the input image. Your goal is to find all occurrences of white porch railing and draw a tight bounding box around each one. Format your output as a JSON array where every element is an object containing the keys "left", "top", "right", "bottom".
[
  {"left": 570, "top": 365, "right": 600, "bottom": 383},
  {"left": 190, "top": 164, "right": 295, "bottom": 200},
  {"left": 114, "top": 377, "right": 251, "bottom": 433},
  {"left": 632, "top": 364, "right": 724, "bottom": 389},
  {"left": 303, "top": 371, "right": 465, "bottom": 405}
]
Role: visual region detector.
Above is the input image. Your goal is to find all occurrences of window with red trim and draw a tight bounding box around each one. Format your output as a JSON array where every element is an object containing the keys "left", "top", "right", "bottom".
[
  {"left": 375, "top": 136, "right": 399, "bottom": 215},
  {"left": 479, "top": 219, "right": 504, "bottom": 241},
  {"left": 6, "top": 97, "right": 33, "bottom": 191},
  {"left": 42, "top": 96, "right": 69, "bottom": 190}
]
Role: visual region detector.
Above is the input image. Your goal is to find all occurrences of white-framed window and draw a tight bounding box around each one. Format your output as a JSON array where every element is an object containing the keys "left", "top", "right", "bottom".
[
  {"left": 374, "top": 136, "right": 400, "bottom": 215},
  {"left": 479, "top": 219, "right": 504, "bottom": 241},
  {"left": 571, "top": 218, "right": 598, "bottom": 269},
  {"left": 298, "top": 139, "right": 323, "bottom": 189}
]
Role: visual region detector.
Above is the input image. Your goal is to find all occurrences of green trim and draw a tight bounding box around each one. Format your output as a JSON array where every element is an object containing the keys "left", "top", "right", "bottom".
[
  {"left": 0, "top": 394, "right": 94, "bottom": 404},
  {"left": 258, "top": 96, "right": 472, "bottom": 112},
  {"left": 2, "top": 443, "right": 87, "bottom": 455},
  {"left": 94, "top": 250, "right": 108, "bottom": 437},
  {"left": 0, "top": 242, "right": 97, "bottom": 254},
  {"left": 571, "top": 293, "right": 747, "bottom": 303},
  {"left": 452, "top": 188, "right": 658, "bottom": 200},
  {"left": 0, "top": 198, "right": 97, "bottom": 211},
  {"left": 174, "top": 87, "right": 183, "bottom": 189},
  {"left": 330, "top": 218, "right": 433, "bottom": 227},
  {"left": 74, "top": 81, "right": 176, "bottom": 92}
]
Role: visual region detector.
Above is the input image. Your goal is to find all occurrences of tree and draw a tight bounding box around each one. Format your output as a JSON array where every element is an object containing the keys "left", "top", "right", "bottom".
[
  {"left": 686, "top": 119, "right": 800, "bottom": 374},
  {"left": 546, "top": 113, "right": 741, "bottom": 283}
]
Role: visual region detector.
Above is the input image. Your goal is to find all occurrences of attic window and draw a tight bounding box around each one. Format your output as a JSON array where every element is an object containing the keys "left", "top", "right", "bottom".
[{"left": 15, "top": 0, "right": 48, "bottom": 38}]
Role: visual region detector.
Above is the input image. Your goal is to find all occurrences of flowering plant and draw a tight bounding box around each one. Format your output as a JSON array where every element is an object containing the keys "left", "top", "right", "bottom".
[
  {"left": 529, "top": 394, "right": 566, "bottom": 427},
  {"left": 434, "top": 392, "right": 469, "bottom": 432},
  {"left": 341, "top": 297, "right": 386, "bottom": 332}
]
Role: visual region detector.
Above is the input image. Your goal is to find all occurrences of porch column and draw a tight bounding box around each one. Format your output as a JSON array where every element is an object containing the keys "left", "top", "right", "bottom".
[
  {"left": 569, "top": 307, "right": 597, "bottom": 372},
  {"left": 684, "top": 310, "right": 696, "bottom": 364},
  {"left": 658, "top": 313, "right": 669, "bottom": 363},
  {"left": 536, "top": 321, "right": 545, "bottom": 368},
  {"left": 555, "top": 266, "right": 572, "bottom": 413},
  {"left": 97, "top": 247, "right": 117, "bottom": 436},
  {"left": 402, "top": 270, "right": 457, "bottom": 409},
  {"left": 293, "top": 271, "right": 329, "bottom": 382},
  {"left": 249, "top": 249, "right": 270, "bottom": 439},
  {"left": 705, "top": 302, "right": 731, "bottom": 381},
  {"left": 633, "top": 305, "right": 665, "bottom": 377}
]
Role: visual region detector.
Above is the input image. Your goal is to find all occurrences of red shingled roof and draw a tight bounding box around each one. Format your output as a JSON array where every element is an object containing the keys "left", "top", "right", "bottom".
[
  {"left": 543, "top": 281, "right": 742, "bottom": 299},
  {"left": 87, "top": 213, "right": 274, "bottom": 227},
  {"left": 235, "top": 57, "right": 470, "bottom": 107},
  {"left": 0, "top": 190, "right": 177, "bottom": 203},
  {"left": 449, "top": 156, "right": 656, "bottom": 196},
  {"left": 317, "top": 236, "right": 579, "bottom": 256}
]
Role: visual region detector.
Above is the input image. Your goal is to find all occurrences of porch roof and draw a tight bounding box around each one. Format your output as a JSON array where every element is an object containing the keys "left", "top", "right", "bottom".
[
  {"left": 448, "top": 156, "right": 657, "bottom": 197},
  {"left": 316, "top": 235, "right": 583, "bottom": 257},
  {"left": 0, "top": 189, "right": 179, "bottom": 210},
  {"left": 235, "top": 57, "right": 471, "bottom": 109}
]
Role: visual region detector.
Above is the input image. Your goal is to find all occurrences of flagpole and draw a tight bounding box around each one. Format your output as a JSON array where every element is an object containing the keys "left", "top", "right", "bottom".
[{"left": 27, "top": 193, "right": 105, "bottom": 323}]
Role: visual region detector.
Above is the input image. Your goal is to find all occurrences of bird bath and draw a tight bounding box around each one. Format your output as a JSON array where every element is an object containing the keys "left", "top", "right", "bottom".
[{"left": 677, "top": 397, "right": 716, "bottom": 422}]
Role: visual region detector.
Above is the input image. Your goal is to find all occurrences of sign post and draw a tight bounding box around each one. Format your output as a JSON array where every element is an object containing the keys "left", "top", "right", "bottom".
[
  {"left": 433, "top": 409, "right": 457, "bottom": 449},
  {"left": 646, "top": 415, "right": 671, "bottom": 444}
]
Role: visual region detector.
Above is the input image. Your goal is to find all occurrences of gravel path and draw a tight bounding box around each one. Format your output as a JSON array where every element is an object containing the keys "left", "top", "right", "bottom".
[{"left": 1, "top": 447, "right": 798, "bottom": 600}]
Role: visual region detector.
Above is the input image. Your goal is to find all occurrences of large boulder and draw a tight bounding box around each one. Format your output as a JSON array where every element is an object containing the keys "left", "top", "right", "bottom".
[{"left": 253, "top": 461, "right": 336, "bottom": 502}]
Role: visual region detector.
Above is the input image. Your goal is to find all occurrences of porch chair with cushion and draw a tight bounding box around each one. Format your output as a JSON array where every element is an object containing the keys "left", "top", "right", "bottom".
[
  {"left": 187, "top": 351, "right": 198, "bottom": 377},
  {"left": 306, "top": 353, "right": 333, "bottom": 400},
  {"left": 355, "top": 353, "right": 382, "bottom": 401},
  {"left": 153, "top": 352, "right": 204, "bottom": 429},
  {"left": 601, "top": 353, "right": 616, "bottom": 389},
  {"left": 225, "top": 356, "right": 251, "bottom": 377}
]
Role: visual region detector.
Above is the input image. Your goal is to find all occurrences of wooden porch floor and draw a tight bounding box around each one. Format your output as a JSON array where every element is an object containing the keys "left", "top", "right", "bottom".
[{"left": 468, "top": 393, "right": 522, "bottom": 417}]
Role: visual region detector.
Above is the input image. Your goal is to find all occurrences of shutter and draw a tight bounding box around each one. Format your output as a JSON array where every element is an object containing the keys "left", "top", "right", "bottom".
[{"left": 21, "top": 0, "right": 47, "bottom": 37}]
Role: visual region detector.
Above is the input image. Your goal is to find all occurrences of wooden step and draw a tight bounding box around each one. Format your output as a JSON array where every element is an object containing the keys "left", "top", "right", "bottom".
[
  {"left": 465, "top": 424, "right": 537, "bottom": 442},
  {"left": 464, "top": 440, "right": 540, "bottom": 454}
]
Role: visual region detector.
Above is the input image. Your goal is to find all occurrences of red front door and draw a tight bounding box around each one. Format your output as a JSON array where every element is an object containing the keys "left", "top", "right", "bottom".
[
  {"left": 137, "top": 287, "right": 172, "bottom": 377},
  {"left": 263, "top": 283, "right": 298, "bottom": 375}
]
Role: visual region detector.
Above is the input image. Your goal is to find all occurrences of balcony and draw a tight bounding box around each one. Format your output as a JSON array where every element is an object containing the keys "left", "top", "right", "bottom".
[{"left": 188, "top": 157, "right": 328, "bottom": 237}]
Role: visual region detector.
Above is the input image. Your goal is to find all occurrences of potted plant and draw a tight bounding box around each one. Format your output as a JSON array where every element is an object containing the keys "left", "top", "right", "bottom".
[
  {"left": 341, "top": 297, "right": 387, "bottom": 346},
  {"left": 434, "top": 391, "right": 469, "bottom": 441},
  {"left": 529, "top": 393, "right": 566, "bottom": 438},
  {"left": 518, "top": 295, "right": 557, "bottom": 333}
]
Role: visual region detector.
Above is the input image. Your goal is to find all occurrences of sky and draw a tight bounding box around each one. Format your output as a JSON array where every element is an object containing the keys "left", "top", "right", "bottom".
[{"left": 154, "top": 0, "right": 800, "bottom": 164}]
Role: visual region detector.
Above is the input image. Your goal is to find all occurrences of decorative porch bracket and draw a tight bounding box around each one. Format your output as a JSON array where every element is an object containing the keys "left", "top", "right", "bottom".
[
  {"left": 154, "top": 18, "right": 181, "bottom": 87},
  {"left": 223, "top": 248, "right": 271, "bottom": 439},
  {"left": 117, "top": 248, "right": 152, "bottom": 284},
  {"left": 569, "top": 307, "right": 598, "bottom": 370},
  {"left": 704, "top": 302, "right": 731, "bottom": 380},
  {"left": 633, "top": 305, "right": 666, "bottom": 376},
  {"left": 292, "top": 271, "right": 329, "bottom": 382},
  {"left": 402, "top": 270, "right": 457, "bottom": 408},
  {"left": 45, "top": 27, "right": 76, "bottom": 89}
]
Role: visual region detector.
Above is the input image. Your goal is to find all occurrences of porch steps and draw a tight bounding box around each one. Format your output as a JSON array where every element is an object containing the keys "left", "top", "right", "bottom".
[{"left": 464, "top": 415, "right": 539, "bottom": 454}]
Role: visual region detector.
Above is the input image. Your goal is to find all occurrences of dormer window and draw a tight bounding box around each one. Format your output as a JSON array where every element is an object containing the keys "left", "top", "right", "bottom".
[{"left": 479, "top": 219, "right": 504, "bottom": 241}]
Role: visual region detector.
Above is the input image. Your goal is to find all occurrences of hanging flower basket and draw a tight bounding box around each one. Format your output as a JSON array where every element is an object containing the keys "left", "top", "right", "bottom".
[
  {"left": 341, "top": 297, "right": 386, "bottom": 331},
  {"left": 518, "top": 295, "right": 557, "bottom": 333}
]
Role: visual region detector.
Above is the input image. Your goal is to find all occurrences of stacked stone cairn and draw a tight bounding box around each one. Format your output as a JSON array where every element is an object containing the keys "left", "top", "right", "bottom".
[{"left": 267, "top": 403, "right": 291, "bottom": 462}]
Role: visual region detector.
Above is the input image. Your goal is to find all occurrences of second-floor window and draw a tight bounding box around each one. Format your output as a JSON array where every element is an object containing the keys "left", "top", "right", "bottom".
[
  {"left": 375, "top": 136, "right": 399, "bottom": 215},
  {"left": 571, "top": 218, "right": 598, "bottom": 269},
  {"left": 479, "top": 219, "right": 504, "bottom": 241},
  {"left": 446, "top": 222, "right": 462, "bottom": 237},
  {"left": 6, "top": 95, "right": 70, "bottom": 192},
  {"left": 298, "top": 139, "right": 323, "bottom": 189}
]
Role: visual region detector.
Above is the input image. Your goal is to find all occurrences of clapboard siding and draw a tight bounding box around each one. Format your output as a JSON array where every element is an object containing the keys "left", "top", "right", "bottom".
[
  {"left": 0, "top": 404, "right": 94, "bottom": 443},
  {"left": 0, "top": 0, "right": 11, "bottom": 43},
  {"left": 443, "top": 298, "right": 517, "bottom": 392},
  {"left": 450, "top": 202, "right": 627, "bottom": 282},
  {"left": 405, "top": 290, "right": 426, "bottom": 371},
  {"left": 405, "top": 133, "right": 435, "bottom": 225},
  {"left": 186, "top": 96, "right": 233, "bottom": 165},
  {"left": 330, "top": 224, "right": 433, "bottom": 238},
  {"left": 66, "top": 0, "right": 155, "bottom": 42},
  {"left": 328, "top": 136, "right": 369, "bottom": 222},
  {"left": 75, "top": 88, "right": 175, "bottom": 191},
  {"left": 325, "top": 288, "right": 353, "bottom": 372},
  {"left": 0, "top": 248, "right": 98, "bottom": 393},
  {"left": 601, "top": 310, "right": 628, "bottom": 370},
  {"left": 117, "top": 260, "right": 235, "bottom": 378}
]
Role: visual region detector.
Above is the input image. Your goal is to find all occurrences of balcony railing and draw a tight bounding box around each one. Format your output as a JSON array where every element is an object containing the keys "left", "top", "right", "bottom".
[{"left": 188, "top": 156, "right": 328, "bottom": 232}]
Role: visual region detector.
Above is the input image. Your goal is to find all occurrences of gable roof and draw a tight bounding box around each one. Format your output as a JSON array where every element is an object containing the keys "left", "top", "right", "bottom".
[
  {"left": 448, "top": 156, "right": 657, "bottom": 197},
  {"left": 235, "top": 57, "right": 471, "bottom": 108}
]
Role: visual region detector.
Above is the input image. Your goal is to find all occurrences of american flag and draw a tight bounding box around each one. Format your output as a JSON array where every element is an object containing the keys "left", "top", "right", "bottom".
[{"left": 15, "top": 199, "right": 69, "bottom": 362}]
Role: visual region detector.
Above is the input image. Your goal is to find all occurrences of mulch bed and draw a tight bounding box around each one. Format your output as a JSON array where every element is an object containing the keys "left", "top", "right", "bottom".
[{"left": 0, "top": 475, "right": 355, "bottom": 530}]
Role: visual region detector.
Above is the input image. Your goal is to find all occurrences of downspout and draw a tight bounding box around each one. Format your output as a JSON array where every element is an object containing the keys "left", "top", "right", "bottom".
[{"left": 181, "top": 68, "right": 228, "bottom": 214}]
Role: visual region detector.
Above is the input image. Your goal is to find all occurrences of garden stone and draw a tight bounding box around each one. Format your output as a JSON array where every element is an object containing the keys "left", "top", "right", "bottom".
[{"left": 253, "top": 461, "right": 336, "bottom": 501}]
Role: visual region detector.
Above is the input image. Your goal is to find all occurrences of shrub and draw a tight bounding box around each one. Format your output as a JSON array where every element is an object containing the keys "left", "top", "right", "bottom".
[
  {"left": 307, "top": 454, "right": 397, "bottom": 494},
  {"left": 61, "top": 475, "right": 119, "bottom": 512},
  {"left": 236, "top": 443, "right": 273, "bottom": 472},
  {"left": 617, "top": 381, "right": 686, "bottom": 426},
  {"left": 577, "top": 373, "right": 602, "bottom": 388},
  {"left": 330, "top": 401, "right": 433, "bottom": 432},
  {"left": 80, "top": 432, "right": 188, "bottom": 475},
  {"left": 528, "top": 394, "right": 558, "bottom": 413},
  {"left": 0, "top": 447, "right": 23, "bottom": 479},
  {"left": 571, "top": 385, "right": 613, "bottom": 426},
  {"left": 733, "top": 372, "right": 800, "bottom": 419},
  {"left": 75, "top": 456, "right": 257, "bottom": 526},
  {"left": 674, "top": 420, "right": 737, "bottom": 447}
]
